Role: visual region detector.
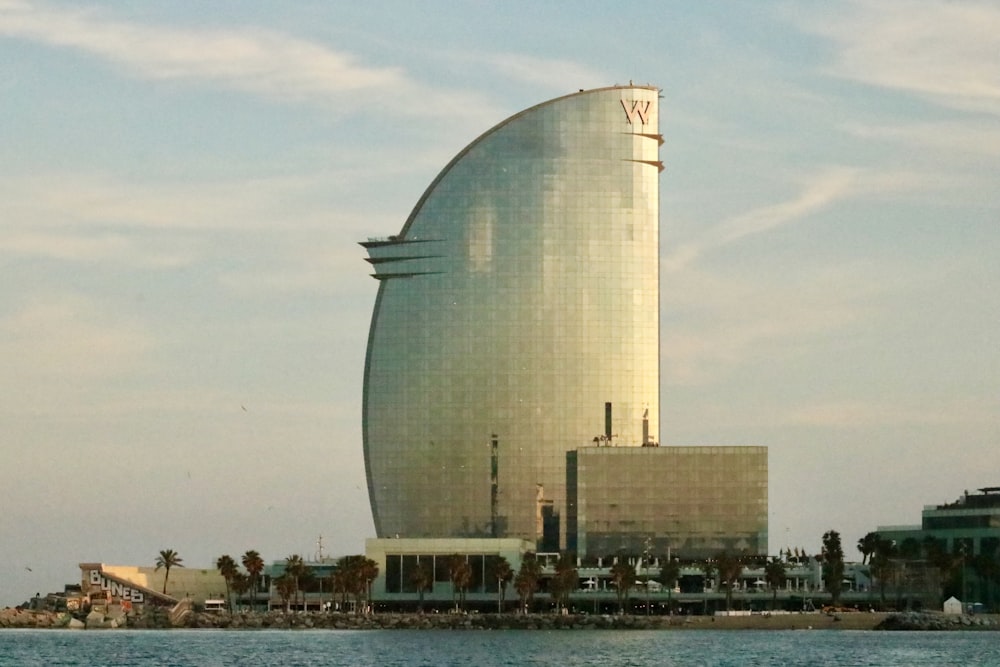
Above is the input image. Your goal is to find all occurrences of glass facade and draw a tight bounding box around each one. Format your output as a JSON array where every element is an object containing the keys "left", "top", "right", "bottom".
[
  {"left": 365, "top": 537, "right": 533, "bottom": 598},
  {"left": 567, "top": 446, "right": 768, "bottom": 559},
  {"left": 879, "top": 487, "right": 1000, "bottom": 557},
  {"left": 361, "top": 86, "right": 661, "bottom": 547}
]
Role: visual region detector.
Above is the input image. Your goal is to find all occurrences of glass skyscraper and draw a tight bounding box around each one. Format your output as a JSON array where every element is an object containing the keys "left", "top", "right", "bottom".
[{"left": 361, "top": 86, "right": 661, "bottom": 549}]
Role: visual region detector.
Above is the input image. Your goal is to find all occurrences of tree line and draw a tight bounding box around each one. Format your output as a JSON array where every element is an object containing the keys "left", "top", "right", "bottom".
[{"left": 157, "top": 525, "right": 999, "bottom": 617}]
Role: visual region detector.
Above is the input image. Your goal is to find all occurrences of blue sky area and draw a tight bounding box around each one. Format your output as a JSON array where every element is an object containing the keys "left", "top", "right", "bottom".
[{"left": 2, "top": 1, "right": 999, "bottom": 606}]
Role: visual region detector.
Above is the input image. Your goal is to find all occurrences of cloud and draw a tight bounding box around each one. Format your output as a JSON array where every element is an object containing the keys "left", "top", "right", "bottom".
[
  {"left": 663, "top": 294, "right": 860, "bottom": 387},
  {"left": 0, "top": 171, "right": 362, "bottom": 233},
  {"left": 0, "top": 292, "right": 152, "bottom": 383},
  {"left": 4, "top": 230, "right": 193, "bottom": 267},
  {"left": 0, "top": 0, "right": 495, "bottom": 118},
  {"left": 216, "top": 243, "right": 375, "bottom": 298},
  {"left": 659, "top": 252, "right": 932, "bottom": 388},
  {"left": 781, "top": 397, "right": 997, "bottom": 429},
  {"left": 793, "top": 0, "right": 1000, "bottom": 116},
  {"left": 843, "top": 119, "right": 1000, "bottom": 159},
  {"left": 0, "top": 170, "right": 391, "bottom": 304},
  {"left": 470, "top": 52, "right": 609, "bottom": 91},
  {"left": 663, "top": 167, "right": 860, "bottom": 273}
]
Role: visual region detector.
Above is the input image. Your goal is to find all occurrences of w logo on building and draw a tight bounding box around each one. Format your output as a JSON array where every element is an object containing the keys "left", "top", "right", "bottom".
[{"left": 621, "top": 99, "right": 651, "bottom": 125}]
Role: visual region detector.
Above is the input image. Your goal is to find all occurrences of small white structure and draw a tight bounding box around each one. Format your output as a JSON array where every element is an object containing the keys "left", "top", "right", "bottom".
[{"left": 943, "top": 596, "right": 963, "bottom": 615}]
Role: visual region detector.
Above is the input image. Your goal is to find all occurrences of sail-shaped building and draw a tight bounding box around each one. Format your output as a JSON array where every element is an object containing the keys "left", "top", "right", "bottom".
[{"left": 360, "top": 85, "right": 662, "bottom": 549}]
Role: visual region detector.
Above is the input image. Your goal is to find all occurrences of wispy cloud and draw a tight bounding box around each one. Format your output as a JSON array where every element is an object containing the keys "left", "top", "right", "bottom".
[
  {"left": 469, "top": 52, "right": 609, "bottom": 91},
  {"left": 0, "top": 171, "right": 389, "bottom": 297},
  {"left": 793, "top": 0, "right": 1000, "bottom": 116},
  {"left": 782, "top": 397, "right": 998, "bottom": 429},
  {"left": 659, "top": 252, "right": 931, "bottom": 387},
  {"left": 662, "top": 279, "right": 862, "bottom": 386},
  {"left": 0, "top": 0, "right": 495, "bottom": 118},
  {"left": 0, "top": 171, "right": 363, "bottom": 232},
  {"left": 843, "top": 119, "right": 1000, "bottom": 159},
  {"left": 663, "top": 167, "right": 860, "bottom": 272},
  {"left": 4, "top": 231, "right": 194, "bottom": 267}
]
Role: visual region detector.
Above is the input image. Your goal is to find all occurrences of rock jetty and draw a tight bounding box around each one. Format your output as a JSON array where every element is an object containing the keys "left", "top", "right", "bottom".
[
  {"left": 3, "top": 607, "right": 997, "bottom": 631},
  {"left": 875, "top": 611, "right": 998, "bottom": 631}
]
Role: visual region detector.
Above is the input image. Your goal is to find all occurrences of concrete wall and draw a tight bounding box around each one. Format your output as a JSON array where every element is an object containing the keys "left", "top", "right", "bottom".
[{"left": 99, "top": 564, "right": 226, "bottom": 603}]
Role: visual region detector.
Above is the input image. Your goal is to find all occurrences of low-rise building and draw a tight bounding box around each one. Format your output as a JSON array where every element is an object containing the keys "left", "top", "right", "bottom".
[
  {"left": 79, "top": 562, "right": 225, "bottom": 610},
  {"left": 367, "top": 537, "right": 533, "bottom": 610},
  {"left": 874, "top": 486, "right": 1000, "bottom": 608}
]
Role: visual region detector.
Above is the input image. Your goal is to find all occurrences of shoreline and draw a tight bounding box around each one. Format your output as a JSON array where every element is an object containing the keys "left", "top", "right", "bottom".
[{"left": 3, "top": 608, "right": 998, "bottom": 631}]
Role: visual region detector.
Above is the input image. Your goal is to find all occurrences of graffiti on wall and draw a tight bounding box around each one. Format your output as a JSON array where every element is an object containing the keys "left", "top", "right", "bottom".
[{"left": 87, "top": 569, "right": 146, "bottom": 603}]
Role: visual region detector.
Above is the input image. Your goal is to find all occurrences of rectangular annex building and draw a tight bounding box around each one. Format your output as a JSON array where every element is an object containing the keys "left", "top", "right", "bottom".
[
  {"left": 566, "top": 446, "right": 768, "bottom": 559},
  {"left": 366, "top": 537, "right": 534, "bottom": 602}
]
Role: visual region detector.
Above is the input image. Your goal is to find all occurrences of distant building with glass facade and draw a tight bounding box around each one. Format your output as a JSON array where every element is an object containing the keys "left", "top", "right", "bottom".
[
  {"left": 567, "top": 446, "right": 768, "bottom": 559},
  {"left": 361, "top": 86, "right": 662, "bottom": 549},
  {"left": 877, "top": 487, "right": 1000, "bottom": 558},
  {"left": 873, "top": 487, "right": 1000, "bottom": 606}
]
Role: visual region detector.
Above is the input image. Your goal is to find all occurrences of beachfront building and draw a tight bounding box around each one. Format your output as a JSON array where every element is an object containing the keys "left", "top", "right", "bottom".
[
  {"left": 366, "top": 537, "right": 533, "bottom": 610},
  {"left": 876, "top": 487, "right": 1000, "bottom": 556},
  {"left": 360, "top": 85, "right": 661, "bottom": 550},
  {"left": 874, "top": 486, "right": 1000, "bottom": 606},
  {"left": 79, "top": 562, "right": 225, "bottom": 611}
]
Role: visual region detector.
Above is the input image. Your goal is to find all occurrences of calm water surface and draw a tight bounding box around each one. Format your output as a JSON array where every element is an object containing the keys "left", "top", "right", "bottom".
[{"left": 1, "top": 629, "right": 998, "bottom": 666}]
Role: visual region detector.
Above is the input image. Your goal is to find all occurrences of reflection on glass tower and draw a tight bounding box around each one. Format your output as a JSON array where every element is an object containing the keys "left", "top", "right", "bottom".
[{"left": 361, "top": 86, "right": 662, "bottom": 549}]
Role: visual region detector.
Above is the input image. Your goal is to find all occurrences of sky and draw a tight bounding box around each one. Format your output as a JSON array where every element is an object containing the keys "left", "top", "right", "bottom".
[{"left": 2, "top": 0, "right": 999, "bottom": 607}]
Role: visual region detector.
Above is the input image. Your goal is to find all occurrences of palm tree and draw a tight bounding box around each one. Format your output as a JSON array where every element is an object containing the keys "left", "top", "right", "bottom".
[
  {"left": 764, "top": 557, "right": 786, "bottom": 610},
  {"left": 716, "top": 551, "right": 742, "bottom": 611},
  {"left": 298, "top": 568, "right": 317, "bottom": 611},
  {"left": 700, "top": 560, "right": 717, "bottom": 592},
  {"left": 821, "top": 530, "right": 845, "bottom": 605},
  {"left": 275, "top": 575, "right": 296, "bottom": 612},
  {"left": 869, "top": 538, "right": 898, "bottom": 608},
  {"left": 230, "top": 572, "right": 249, "bottom": 612},
  {"left": 284, "top": 554, "right": 307, "bottom": 612},
  {"left": 333, "top": 555, "right": 378, "bottom": 614},
  {"left": 857, "top": 532, "right": 879, "bottom": 565},
  {"left": 493, "top": 557, "right": 513, "bottom": 613},
  {"left": 971, "top": 554, "right": 1000, "bottom": 610},
  {"left": 242, "top": 550, "right": 264, "bottom": 612},
  {"left": 155, "top": 549, "right": 184, "bottom": 595},
  {"left": 658, "top": 557, "right": 681, "bottom": 612},
  {"left": 448, "top": 554, "right": 472, "bottom": 611},
  {"left": 514, "top": 553, "right": 541, "bottom": 613},
  {"left": 609, "top": 559, "right": 636, "bottom": 614},
  {"left": 549, "top": 554, "right": 578, "bottom": 613},
  {"left": 335, "top": 555, "right": 363, "bottom": 613},
  {"left": 409, "top": 561, "right": 433, "bottom": 612},
  {"left": 216, "top": 554, "right": 238, "bottom": 611},
  {"left": 331, "top": 567, "right": 350, "bottom": 612},
  {"left": 358, "top": 558, "right": 380, "bottom": 614}
]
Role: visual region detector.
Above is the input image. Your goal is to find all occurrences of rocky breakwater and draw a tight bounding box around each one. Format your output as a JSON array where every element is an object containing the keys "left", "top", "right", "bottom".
[
  {"left": 0, "top": 608, "right": 83, "bottom": 629},
  {"left": 142, "top": 610, "right": 697, "bottom": 630},
  {"left": 876, "top": 612, "right": 999, "bottom": 631}
]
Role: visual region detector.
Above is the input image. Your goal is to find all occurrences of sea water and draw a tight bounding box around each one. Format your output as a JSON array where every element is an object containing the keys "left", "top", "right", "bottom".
[{"left": 0, "top": 628, "right": 997, "bottom": 666}]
